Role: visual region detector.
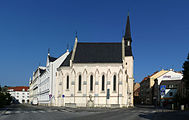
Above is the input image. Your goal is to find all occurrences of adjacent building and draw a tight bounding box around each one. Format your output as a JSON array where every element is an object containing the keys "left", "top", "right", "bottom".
[
  {"left": 133, "top": 83, "right": 140, "bottom": 104},
  {"left": 140, "top": 70, "right": 169, "bottom": 104},
  {"left": 140, "top": 69, "right": 183, "bottom": 106},
  {"left": 153, "top": 70, "right": 183, "bottom": 106},
  {"left": 55, "top": 14, "right": 134, "bottom": 108},
  {"left": 29, "top": 51, "right": 69, "bottom": 106},
  {"left": 7, "top": 86, "right": 29, "bottom": 104}
]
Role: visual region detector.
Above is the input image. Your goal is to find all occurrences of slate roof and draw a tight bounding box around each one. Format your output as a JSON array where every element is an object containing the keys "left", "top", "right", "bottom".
[
  {"left": 60, "top": 51, "right": 73, "bottom": 67},
  {"left": 59, "top": 42, "right": 133, "bottom": 67},
  {"left": 49, "top": 56, "right": 57, "bottom": 62},
  {"left": 73, "top": 42, "right": 123, "bottom": 63},
  {"left": 124, "top": 15, "right": 132, "bottom": 41},
  {"left": 39, "top": 69, "right": 46, "bottom": 76}
]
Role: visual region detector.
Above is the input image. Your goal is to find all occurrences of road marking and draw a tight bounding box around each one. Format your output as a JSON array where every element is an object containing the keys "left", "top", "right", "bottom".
[
  {"left": 38, "top": 110, "right": 45, "bottom": 113},
  {"left": 144, "top": 111, "right": 149, "bottom": 113},
  {"left": 15, "top": 111, "right": 21, "bottom": 114},
  {"left": 24, "top": 111, "right": 29, "bottom": 114},
  {"left": 61, "top": 109, "right": 69, "bottom": 112},
  {"left": 5, "top": 111, "right": 11, "bottom": 115},
  {"left": 47, "top": 110, "right": 52, "bottom": 112},
  {"left": 32, "top": 111, "right": 37, "bottom": 113}
]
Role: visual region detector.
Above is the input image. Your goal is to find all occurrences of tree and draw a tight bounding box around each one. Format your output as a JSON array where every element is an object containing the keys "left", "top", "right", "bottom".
[
  {"left": 183, "top": 53, "right": 189, "bottom": 88},
  {"left": 0, "top": 86, "right": 12, "bottom": 107},
  {"left": 182, "top": 53, "right": 189, "bottom": 106}
]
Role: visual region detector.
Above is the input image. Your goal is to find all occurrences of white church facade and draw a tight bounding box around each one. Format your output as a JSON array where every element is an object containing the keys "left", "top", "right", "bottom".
[{"left": 55, "top": 15, "right": 134, "bottom": 107}]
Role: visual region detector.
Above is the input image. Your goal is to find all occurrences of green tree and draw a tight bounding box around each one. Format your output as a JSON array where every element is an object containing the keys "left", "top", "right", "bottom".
[
  {"left": 0, "top": 86, "right": 12, "bottom": 107},
  {"left": 183, "top": 53, "right": 189, "bottom": 88}
]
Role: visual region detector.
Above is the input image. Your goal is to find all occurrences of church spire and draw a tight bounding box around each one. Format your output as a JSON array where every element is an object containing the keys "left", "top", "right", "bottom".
[
  {"left": 124, "top": 12, "right": 132, "bottom": 41},
  {"left": 48, "top": 48, "right": 50, "bottom": 56}
]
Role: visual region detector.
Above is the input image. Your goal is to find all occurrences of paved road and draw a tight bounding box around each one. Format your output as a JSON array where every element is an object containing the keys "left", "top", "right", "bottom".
[{"left": 0, "top": 104, "right": 188, "bottom": 120}]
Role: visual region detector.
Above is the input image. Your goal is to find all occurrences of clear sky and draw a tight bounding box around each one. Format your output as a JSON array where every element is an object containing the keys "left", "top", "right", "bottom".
[{"left": 0, "top": 0, "right": 189, "bottom": 86}]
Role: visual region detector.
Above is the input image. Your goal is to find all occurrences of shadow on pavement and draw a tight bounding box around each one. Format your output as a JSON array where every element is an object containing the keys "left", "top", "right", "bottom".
[{"left": 138, "top": 111, "right": 189, "bottom": 120}]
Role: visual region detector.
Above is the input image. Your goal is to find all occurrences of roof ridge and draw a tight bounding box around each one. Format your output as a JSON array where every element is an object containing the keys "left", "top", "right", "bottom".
[{"left": 78, "top": 42, "right": 121, "bottom": 44}]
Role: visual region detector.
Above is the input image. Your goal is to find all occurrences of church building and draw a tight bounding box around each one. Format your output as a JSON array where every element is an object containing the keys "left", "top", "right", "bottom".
[{"left": 55, "top": 14, "right": 134, "bottom": 108}]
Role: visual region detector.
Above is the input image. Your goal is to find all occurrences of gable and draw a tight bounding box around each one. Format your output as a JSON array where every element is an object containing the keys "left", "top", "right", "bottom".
[{"left": 157, "top": 71, "right": 183, "bottom": 85}]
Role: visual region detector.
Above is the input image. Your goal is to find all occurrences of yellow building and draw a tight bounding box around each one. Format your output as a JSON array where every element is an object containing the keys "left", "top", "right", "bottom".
[{"left": 140, "top": 69, "right": 169, "bottom": 104}]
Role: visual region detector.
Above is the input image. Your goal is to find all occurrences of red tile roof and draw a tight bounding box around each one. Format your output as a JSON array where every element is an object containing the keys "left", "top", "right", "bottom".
[
  {"left": 140, "top": 71, "right": 159, "bottom": 83},
  {"left": 140, "top": 76, "right": 150, "bottom": 83},
  {"left": 8, "top": 86, "right": 29, "bottom": 91}
]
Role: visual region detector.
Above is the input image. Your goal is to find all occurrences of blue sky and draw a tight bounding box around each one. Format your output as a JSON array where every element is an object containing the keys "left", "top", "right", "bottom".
[{"left": 0, "top": 0, "right": 188, "bottom": 86}]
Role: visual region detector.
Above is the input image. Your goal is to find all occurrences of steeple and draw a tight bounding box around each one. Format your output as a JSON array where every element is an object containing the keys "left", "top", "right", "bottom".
[
  {"left": 75, "top": 31, "right": 78, "bottom": 43},
  {"left": 122, "top": 12, "right": 133, "bottom": 57},
  {"left": 124, "top": 12, "right": 132, "bottom": 42},
  {"left": 48, "top": 48, "right": 50, "bottom": 56}
]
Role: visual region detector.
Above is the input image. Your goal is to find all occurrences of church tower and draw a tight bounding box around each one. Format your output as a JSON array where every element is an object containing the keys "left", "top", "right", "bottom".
[
  {"left": 122, "top": 13, "right": 134, "bottom": 107},
  {"left": 124, "top": 13, "right": 133, "bottom": 56}
]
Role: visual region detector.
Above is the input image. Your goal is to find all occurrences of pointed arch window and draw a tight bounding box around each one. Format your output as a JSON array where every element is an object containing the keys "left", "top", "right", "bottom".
[
  {"left": 78, "top": 75, "right": 82, "bottom": 91},
  {"left": 66, "top": 75, "right": 69, "bottom": 89},
  {"left": 90, "top": 75, "right": 93, "bottom": 91},
  {"left": 128, "top": 41, "right": 130, "bottom": 46},
  {"left": 102, "top": 75, "right": 105, "bottom": 91},
  {"left": 113, "top": 75, "right": 116, "bottom": 91}
]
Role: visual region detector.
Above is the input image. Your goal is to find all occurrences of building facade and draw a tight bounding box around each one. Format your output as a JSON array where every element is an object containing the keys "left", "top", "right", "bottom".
[
  {"left": 29, "top": 51, "right": 69, "bottom": 106},
  {"left": 153, "top": 70, "right": 183, "bottom": 106},
  {"left": 8, "top": 86, "right": 29, "bottom": 104},
  {"left": 55, "top": 15, "right": 134, "bottom": 108},
  {"left": 140, "top": 70, "right": 169, "bottom": 104},
  {"left": 133, "top": 83, "right": 140, "bottom": 104}
]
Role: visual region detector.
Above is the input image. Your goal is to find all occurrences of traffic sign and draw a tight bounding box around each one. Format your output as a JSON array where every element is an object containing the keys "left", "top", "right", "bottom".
[
  {"left": 49, "top": 94, "right": 52, "bottom": 98},
  {"left": 160, "top": 85, "right": 166, "bottom": 95},
  {"left": 107, "top": 89, "right": 110, "bottom": 99}
]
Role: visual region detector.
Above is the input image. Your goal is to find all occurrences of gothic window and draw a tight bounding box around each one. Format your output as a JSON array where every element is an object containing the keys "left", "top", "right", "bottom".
[
  {"left": 66, "top": 75, "right": 69, "bottom": 89},
  {"left": 113, "top": 75, "right": 116, "bottom": 91},
  {"left": 90, "top": 75, "right": 93, "bottom": 91},
  {"left": 128, "top": 41, "right": 130, "bottom": 46},
  {"left": 78, "top": 75, "right": 82, "bottom": 91},
  {"left": 102, "top": 75, "right": 105, "bottom": 91}
]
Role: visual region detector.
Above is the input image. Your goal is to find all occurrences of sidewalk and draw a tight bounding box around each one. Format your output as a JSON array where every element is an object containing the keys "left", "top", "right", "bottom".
[{"left": 26, "top": 104, "right": 123, "bottom": 112}]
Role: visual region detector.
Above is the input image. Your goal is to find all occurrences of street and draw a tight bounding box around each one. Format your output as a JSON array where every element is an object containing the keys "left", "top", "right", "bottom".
[{"left": 0, "top": 104, "right": 189, "bottom": 120}]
